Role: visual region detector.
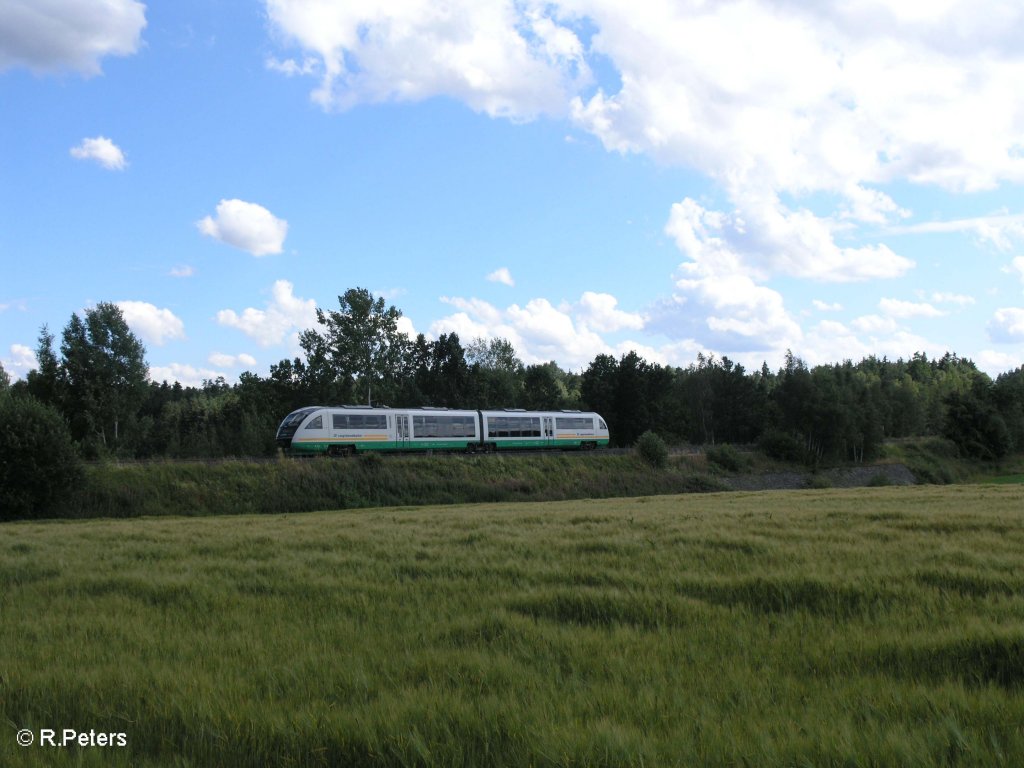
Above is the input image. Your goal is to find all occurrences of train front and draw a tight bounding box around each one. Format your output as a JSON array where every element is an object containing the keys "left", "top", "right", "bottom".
[{"left": 275, "top": 407, "right": 319, "bottom": 451}]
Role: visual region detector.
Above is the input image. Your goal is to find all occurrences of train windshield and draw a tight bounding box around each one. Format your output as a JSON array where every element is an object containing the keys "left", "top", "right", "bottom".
[{"left": 276, "top": 408, "right": 319, "bottom": 441}]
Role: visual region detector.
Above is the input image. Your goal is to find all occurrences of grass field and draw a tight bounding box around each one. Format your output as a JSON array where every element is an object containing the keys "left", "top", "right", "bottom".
[{"left": 3, "top": 485, "right": 1024, "bottom": 766}]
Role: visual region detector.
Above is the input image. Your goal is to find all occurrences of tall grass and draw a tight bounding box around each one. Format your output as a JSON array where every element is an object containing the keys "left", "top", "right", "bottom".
[
  {"left": 3, "top": 485, "right": 1024, "bottom": 766},
  {"left": 47, "top": 453, "right": 727, "bottom": 521}
]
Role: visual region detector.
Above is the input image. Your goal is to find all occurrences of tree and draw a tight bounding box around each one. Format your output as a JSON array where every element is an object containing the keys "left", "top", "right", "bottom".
[
  {"left": 26, "top": 325, "right": 61, "bottom": 407},
  {"left": 59, "top": 303, "right": 149, "bottom": 455},
  {"left": 467, "top": 337, "right": 523, "bottom": 407},
  {"left": 0, "top": 395, "right": 83, "bottom": 520},
  {"left": 426, "top": 333, "right": 470, "bottom": 407},
  {"left": 299, "top": 288, "right": 409, "bottom": 405},
  {"left": 0, "top": 361, "right": 9, "bottom": 394}
]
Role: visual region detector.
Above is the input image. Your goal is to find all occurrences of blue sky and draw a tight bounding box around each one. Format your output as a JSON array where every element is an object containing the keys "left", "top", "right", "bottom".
[{"left": 3, "top": 0, "right": 1024, "bottom": 386}]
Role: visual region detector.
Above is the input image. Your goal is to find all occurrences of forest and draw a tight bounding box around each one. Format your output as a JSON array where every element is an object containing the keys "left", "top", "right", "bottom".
[{"left": 2, "top": 288, "right": 1024, "bottom": 470}]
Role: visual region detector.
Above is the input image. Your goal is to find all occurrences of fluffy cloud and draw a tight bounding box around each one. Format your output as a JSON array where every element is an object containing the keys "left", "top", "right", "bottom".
[
  {"left": 878, "top": 298, "right": 946, "bottom": 319},
  {"left": 852, "top": 315, "right": 899, "bottom": 335},
  {"left": 3, "top": 344, "right": 37, "bottom": 379},
  {"left": 486, "top": 267, "right": 515, "bottom": 286},
  {"left": 1009, "top": 257, "right": 1024, "bottom": 285},
  {"left": 265, "top": 0, "right": 589, "bottom": 118},
  {"left": 70, "top": 137, "right": 126, "bottom": 170},
  {"left": 198, "top": 199, "right": 288, "bottom": 257},
  {"left": 931, "top": 292, "right": 975, "bottom": 307},
  {"left": 217, "top": 280, "right": 317, "bottom": 348},
  {"left": 568, "top": 0, "right": 1024, "bottom": 196},
  {"left": 433, "top": 292, "right": 649, "bottom": 368},
  {"left": 988, "top": 308, "right": 1024, "bottom": 343},
  {"left": 0, "top": 0, "right": 146, "bottom": 75},
  {"left": 812, "top": 300, "right": 843, "bottom": 312},
  {"left": 653, "top": 272, "right": 803, "bottom": 354},
  {"left": 664, "top": 196, "right": 913, "bottom": 284},
  {"left": 149, "top": 363, "right": 228, "bottom": 388},
  {"left": 208, "top": 352, "right": 258, "bottom": 369},
  {"left": 576, "top": 291, "right": 644, "bottom": 333},
  {"left": 889, "top": 213, "right": 1024, "bottom": 251},
  {"left": 116, "top": 301, "right": 185, "bottom": 346},
  {"left": 265, "top": 0, "right": 1024, "bottom": 307},
  {"left": 977, "top": 350, "right": 1024, "bottom": 377}
]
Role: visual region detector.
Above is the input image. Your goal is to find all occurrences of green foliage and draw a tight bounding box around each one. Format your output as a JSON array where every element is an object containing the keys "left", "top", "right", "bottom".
[
  {"left": 883, "top": 438, "right": 966, "bottom": 485},
  {"left": 59, "top": 303, "right": 149, "bottom": 456},
  {"left": 944, "top": 380, "right": 1013, "bottom": 460},
  {"left": 759, "top": 427, "right": 805, "bottom": 463},
  {"left": 0, "top": 396, "right": 82, "bottom": 520},
  {"left": 703, "top": 443, "right": 749, "bottom": 472},
  {"left": 635, "top": 430, "right": 669, "bottom": 468},
  {"left": 16, "top": 286, "right": 1024, "bottom": 466},
  {"left": 299, "top": 287, "right": 409, "bottom": 405}
]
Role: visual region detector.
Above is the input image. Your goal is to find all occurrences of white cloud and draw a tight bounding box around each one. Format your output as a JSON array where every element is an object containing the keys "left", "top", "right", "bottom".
[
  {"left": 396, "top": 316, "right": 417, "bottom": 340},
  {"left": 265, "top": 0, "right": 589, "bottom": 119},
  {"left": 0, "top": 0, "right": 146, "bottom": 75},
  {"left": 264, "top": 0, "right": 1024, "bottom": 295},
  {"left": 208, "top": 353, "right": 258, "bottom": 369},
  {"left": 70, "top": 136, "right": 127, "bottom": 170},
  {"left": 931, "top": 292, "right": 975, "bottom": 306},
  {"left": 888, "top": 213, "right": 1024, "bottom": 251},
  {"left": 812, "top": 300, "right": 843, "bottom": 312},
  {"left": 486, "top": 267, "right": 515, "bottom": 286},
  {"left": 1009, "top": 257, "right": 1024, "bottom": 284},
  {"left": 977, "top": 350, "right": 1024, "bottom": 376},
  {"left": 576, "top": 291, "right": 643, "bottom": 333},
  {"left": 265, "top": 56, "right": 318, "bottom": 77},
  {"left": 988, "top": 308, "right": 1024, "bottom": 343},
  {"left": 852, "top": 314, "right": 899, "bottom": 335},
  {"left": 664, "top": 196, "right": 913, "bottom": 284},
  {"left": 433, "top": 292, "right": 633, "bottom": 368},
  {"left": 197, "top": 199, "right": 288, "bottom": 256},
  {"left": 149, "top": 363, "right": 228, "bottom": 388},
  {"left": 217, "top": 280, "right": 317, "bottom": 348},
  {"left": 568, "top": 1, "right": 1024, "bottom": 196},
  {"left": 878, "top": 298, "right": 946, "bottom": 319},
  {"left": 169, "top": 265, "right": 195, "bottom": 278},
  {"left": 3, "top": 344, "right": 37, "bottom": 380},
  {"left": 116, "top": 301, "right": 185, "bottom": 346}
]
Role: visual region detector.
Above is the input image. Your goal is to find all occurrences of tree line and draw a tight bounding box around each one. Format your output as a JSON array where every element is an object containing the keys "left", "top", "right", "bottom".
[{"left": 3, "top": 288, "right": 1024, "bottom": 472}]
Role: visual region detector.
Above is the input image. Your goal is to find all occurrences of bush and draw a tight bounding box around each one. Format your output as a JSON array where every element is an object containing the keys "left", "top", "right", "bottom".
[
  {"left": 704, "top": 443, "right": 748, "bottom": 472},
  {"left": 636, "top": 431, "right": 669, "bottom": 469},
  {"left": 759, "top": 428, "right": 805, "bottom": 463},
  {"left": 0, "top": 395, "right": 83, "bottom": 520}
]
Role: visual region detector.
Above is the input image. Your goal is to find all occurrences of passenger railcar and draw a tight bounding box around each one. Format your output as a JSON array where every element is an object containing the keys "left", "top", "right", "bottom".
[{"left": 275, "top": 406, "right": 609, "bottom": 455}]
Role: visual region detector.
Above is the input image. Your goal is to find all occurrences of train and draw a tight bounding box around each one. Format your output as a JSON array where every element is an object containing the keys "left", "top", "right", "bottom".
[{"left": 275, "top": 405, "right": 610, "bottom": 456}]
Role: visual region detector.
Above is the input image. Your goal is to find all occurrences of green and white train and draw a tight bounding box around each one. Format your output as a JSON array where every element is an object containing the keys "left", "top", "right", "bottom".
[{"left": 275, "top": 406, "right": 610, "bottom": 456}]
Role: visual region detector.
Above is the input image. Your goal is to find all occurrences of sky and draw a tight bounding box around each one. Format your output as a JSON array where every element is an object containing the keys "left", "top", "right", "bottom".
[{"left": 3, "top": 0, "right": 1024, "bottom": 387}]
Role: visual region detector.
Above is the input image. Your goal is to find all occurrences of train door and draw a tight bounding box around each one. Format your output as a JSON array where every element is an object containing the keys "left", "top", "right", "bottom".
[
  {"left": 396, "top": 414, "right": 410, "bottom": 446},
  {"left": 543, "top": 416, "right": 554, "bottom": 445}
]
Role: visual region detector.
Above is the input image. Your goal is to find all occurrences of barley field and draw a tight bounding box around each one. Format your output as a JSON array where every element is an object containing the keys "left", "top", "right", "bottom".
[{"left": 3, "top": 485, "right": 1024, "bottom": 766}]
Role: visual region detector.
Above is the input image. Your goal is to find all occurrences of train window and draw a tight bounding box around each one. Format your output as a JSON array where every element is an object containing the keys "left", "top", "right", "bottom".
[
  {"left": 599, "top": 419, "right": 607, "bottom": 430},
  {"left": 332, "top": 414, "right": 387, "bottom": 430},
  {"left": 304, "top": 415, "right": 323, "bottom": 430},
  {"left": 413, "top": 415, "right": 475, "bottom": 438},
  {"left": 556, "top": 416, "right": 593, "bottom": 430}
]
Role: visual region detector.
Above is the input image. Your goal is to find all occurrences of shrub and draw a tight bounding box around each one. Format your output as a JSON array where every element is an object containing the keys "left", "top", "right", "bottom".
[
  {"left": 804, "top": 473, "right": 832, "bottom": 489},
  {"left": 759, "top": 428, "right": 805, "bottom": 463},
  {"left": 704, "top": 443, "right": 748, "bottom": 472},
  {"left": 635, "top": 431, "right": 669, "bottom": 469},
  {"left": 0, "top": 395, "right": 83, "bottom": 520}
]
